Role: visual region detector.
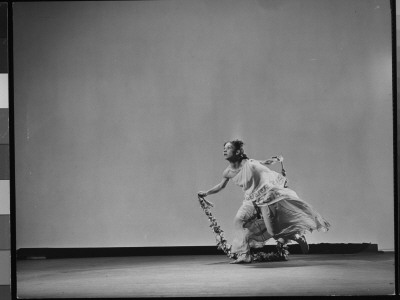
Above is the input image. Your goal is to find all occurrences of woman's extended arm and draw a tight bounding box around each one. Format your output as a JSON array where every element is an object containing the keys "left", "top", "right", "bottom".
[
  {"left": 259, "top": 155, "right": 284, "bottom": 166},
  {"left": 259, "top": 155, "right": 287, "bottom": 179},
  {"left": 198, "top": 177, "right": 230, "bottom": 198}
]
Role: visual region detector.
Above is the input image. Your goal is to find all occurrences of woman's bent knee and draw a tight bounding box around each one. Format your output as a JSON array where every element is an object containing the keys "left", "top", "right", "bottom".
[{"left": 233, "top": 216, "right": 245, "bottom": 229}]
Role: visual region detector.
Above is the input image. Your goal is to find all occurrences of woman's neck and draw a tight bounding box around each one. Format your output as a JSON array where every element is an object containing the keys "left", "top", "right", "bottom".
[{"left": 229, "top": 158, "right": 243, "bottom": 169}]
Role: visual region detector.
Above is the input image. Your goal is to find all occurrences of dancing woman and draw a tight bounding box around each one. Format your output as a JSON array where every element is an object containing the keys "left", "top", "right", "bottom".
[{"left": 198, "top": 140, "right": 330, "bottom": 264}]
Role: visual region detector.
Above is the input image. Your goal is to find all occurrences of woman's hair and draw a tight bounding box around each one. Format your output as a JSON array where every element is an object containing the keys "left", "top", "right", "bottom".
[{"left": 224, "top": 139, "right": 249, "bottom": 160}]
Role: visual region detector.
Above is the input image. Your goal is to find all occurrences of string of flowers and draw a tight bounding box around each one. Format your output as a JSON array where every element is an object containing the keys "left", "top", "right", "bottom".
[{"left": 198, "top": 195, "right": 237, "bottom": 259}]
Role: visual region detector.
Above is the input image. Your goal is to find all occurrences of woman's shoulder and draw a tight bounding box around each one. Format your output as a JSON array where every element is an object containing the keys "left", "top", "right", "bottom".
[
  {"left": 222, "top": 166, "right": 232, "bottom": 178},
  {"left": 246, "top": 158, "right": 258, "bottom": 167}
]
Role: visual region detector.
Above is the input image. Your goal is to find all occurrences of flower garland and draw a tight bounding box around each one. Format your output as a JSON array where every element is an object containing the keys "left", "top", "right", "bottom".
[{"left": 198, "top": 195, "right": 236, "bottom": 259}]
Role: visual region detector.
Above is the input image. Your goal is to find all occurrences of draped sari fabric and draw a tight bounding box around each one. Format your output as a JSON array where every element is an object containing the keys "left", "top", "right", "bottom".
[{"left": 229, "top": 159, "right": 330, "bottom": 256}]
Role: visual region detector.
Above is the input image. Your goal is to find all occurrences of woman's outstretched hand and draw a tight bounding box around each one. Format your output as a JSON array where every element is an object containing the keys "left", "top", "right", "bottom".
[
  {"left": 264, "top": 155, "right": 284, "bottom": 165},
  {"left": 273, "top": 155, "right": 284, "bottom": 162},
  {"left": 198, "top": 191, "right": 208, "bottom": 198},
  {"left": 263, "top": 159, "right": 275, "bottom": 165},
  {"left": 198, "top": 191, "right": 214, "bottom": 207}
]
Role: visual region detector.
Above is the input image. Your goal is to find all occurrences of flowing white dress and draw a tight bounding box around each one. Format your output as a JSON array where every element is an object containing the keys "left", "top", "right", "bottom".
[{"left": 229, "top": 159, "right": 330, "bottom": 256}]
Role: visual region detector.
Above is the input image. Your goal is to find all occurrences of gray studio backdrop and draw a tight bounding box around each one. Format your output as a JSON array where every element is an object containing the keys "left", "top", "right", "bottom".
[{"left": 14, "top": 0, "right": 393, "bottom": 250}]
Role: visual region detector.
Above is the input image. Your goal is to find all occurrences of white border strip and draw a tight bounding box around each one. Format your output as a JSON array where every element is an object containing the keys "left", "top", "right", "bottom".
[
  {"left": 397, "top": 0, "right": 400, "bottom": 15},
  {"left": 0, "top": 74, "right": 7, "bottom": 109},
  {"left": 0, "top": 180, "right": 9, "bottom": 215}
]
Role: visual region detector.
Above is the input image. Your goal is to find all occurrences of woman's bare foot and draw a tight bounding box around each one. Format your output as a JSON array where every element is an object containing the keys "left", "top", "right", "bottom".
[
  {"left": 230, "top": 253, "right": 252, "bottom": 264},
  {"left": 292, "top": 234, "right": 309, "bottom": 254}
]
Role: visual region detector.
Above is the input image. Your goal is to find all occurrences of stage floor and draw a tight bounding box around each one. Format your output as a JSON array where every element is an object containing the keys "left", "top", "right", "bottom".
[{"left": 17, "top": 252, "right": 395, "bottom": 298}]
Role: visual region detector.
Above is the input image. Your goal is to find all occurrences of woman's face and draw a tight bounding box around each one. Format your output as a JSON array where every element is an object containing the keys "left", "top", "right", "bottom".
[{"left": 223, "top": 142, "right": 237, "bottom": 160}]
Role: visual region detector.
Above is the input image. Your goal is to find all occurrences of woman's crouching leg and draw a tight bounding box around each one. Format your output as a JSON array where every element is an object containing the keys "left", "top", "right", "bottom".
[
  {"left": 230, "top": 202, "right": 254, "bottom": 263},
  {"left": 259, "top": 203, "right": 289, "bottom": 260}
]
